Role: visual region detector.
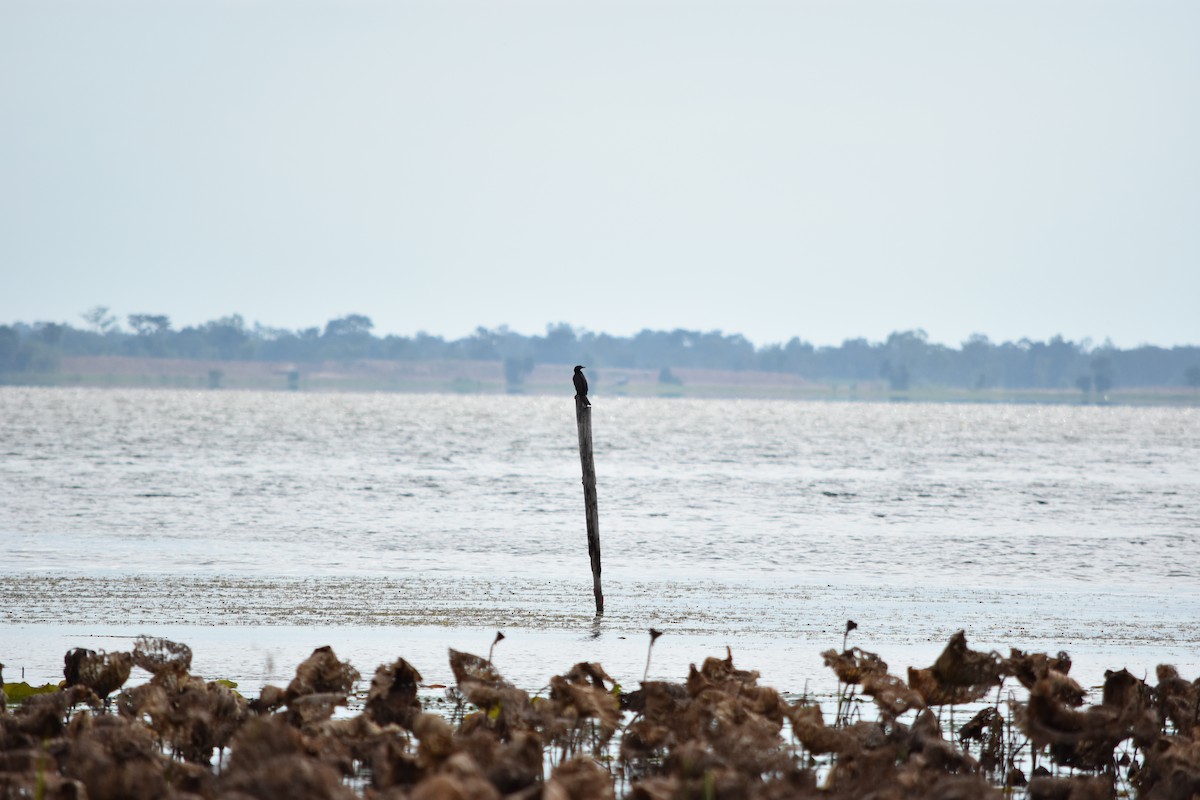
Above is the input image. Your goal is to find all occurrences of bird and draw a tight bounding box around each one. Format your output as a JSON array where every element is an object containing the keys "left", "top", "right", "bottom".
[{"left": 573, "top": 365, "right": 590, "bottom": 406}]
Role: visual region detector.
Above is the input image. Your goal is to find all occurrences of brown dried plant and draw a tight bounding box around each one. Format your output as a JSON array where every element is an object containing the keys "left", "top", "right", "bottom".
[
  {"left": 63, "top": 649, "right": 133, "bottom": 704},
  {"left": 8, "top": 636, "right": 1200, "bottom": 800}
]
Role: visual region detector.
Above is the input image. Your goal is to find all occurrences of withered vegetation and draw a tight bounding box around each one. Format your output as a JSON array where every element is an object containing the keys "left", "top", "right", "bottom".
[{"left": 2, "top": 629, "right": 1199, "bottom": 799}]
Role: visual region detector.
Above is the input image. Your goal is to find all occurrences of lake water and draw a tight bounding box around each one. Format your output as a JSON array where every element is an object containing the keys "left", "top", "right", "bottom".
[{"left": 2, "top": 387, "right": 1198, "bottom": 698}]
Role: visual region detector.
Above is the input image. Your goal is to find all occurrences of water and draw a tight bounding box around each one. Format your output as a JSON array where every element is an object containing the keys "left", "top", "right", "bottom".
[{"left": 2, "top": 387, "right": 1198, "bottom": 695}]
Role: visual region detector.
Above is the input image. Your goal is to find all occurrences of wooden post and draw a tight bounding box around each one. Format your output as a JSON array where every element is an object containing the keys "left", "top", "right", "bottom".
[{"left": 576, "top": 397, "right": 603, "bottom": 616}]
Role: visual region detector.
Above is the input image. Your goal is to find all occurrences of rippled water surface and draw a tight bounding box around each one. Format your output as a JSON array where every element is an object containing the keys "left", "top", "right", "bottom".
[
  {"left": 3, "top": 387, "right": 1197, "bottom": 585},
  {"left": 2, "top": 387, "right": 1198, "bottom": 690}
]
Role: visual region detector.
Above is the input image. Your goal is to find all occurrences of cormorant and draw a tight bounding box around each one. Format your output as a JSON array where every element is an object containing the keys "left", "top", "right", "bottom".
[{"left": 573, "top": 365, "right": 590, "bottom": 406}]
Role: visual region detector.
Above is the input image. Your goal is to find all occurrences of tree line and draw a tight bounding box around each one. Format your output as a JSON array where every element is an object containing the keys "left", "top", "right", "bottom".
[{"left": 2, "top": 307, "right": 1199, "bottom": 390}]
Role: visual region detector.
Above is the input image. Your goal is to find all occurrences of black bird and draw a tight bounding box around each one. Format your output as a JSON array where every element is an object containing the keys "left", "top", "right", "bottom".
[{"left": 573, "top": 365, "right": 590, "bottom": 406}]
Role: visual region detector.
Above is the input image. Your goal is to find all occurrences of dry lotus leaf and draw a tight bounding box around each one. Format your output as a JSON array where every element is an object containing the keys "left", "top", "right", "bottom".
[
  {"left": 822, "top": 646, "right": 889, "bottom": 685},
  {"left": 132, "top": 637, "right": 193, "bottom": 676},
  {"left": 365, "top": 658, "right": 423, "bottom": 729}
]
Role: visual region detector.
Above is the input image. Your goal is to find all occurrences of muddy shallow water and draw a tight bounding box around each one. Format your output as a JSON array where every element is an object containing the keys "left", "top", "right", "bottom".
[
  {"left": 3, "top": 575, "right": 1197, "bottom": 701},
  {"left": 1, "top": 387, "right": 1198, "bottom": 696}
]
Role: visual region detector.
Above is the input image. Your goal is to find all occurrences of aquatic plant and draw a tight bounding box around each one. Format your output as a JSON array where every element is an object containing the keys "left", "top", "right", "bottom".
[
  {"left": 488, "top": 631, "right": 506, "bottom": 665},
  {"left": 642, "top": 628, "right": 663, "bottom": 683},
  {"left": 63, "top": 647, "right": 133, "bottom": 704},
  {"left": 118, "top": 643, "right": 250, "bottom": 766},
  {"left": 1, "top": 632, "right": 1199, "bottom": 798},
  {"left": 365, "top": 657, "right": 423, "bottom": 729}
]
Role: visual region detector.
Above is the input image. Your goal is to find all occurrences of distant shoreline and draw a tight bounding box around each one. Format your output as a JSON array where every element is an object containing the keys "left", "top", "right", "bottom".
[{"left": 3, "top": 354, "right": 1198, "bottom": 406}]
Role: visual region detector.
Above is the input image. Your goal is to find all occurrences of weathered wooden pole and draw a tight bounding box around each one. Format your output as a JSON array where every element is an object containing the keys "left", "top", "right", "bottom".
[{"left": 575, "top": 395, "right": 604, "bottom": 616}]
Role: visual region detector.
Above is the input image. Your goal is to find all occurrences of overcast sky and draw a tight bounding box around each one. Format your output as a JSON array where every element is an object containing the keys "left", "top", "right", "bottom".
[{"left": 2, "top": 0, "right": 1197, "bottom": 348}]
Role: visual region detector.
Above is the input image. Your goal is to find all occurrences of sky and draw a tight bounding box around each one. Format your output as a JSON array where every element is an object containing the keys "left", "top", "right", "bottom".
[{"left": 2, "top": 0, "right": 1198, "bottom": 348}]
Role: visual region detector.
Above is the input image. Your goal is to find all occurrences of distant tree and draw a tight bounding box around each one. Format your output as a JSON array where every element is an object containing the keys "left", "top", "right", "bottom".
[
  {"left": 466, "top": 327, "right": 502, "bottom": 360},
  {"left": 4, "top": 312, "right": 1200, "bottom": 391},
  {"left": 124, "top": 314, "right": 172, "bottom": 356},
  {"left": 962, "top": 334, "right": 994, "bottom": 388},
  {"left": 203, "top": 314, "right": 250, "bottom": 360},
  {"left": 0, "top": 325, "right": 59, "bottom": 372},
  {"left": 887, "top": 329, "right": 928, "bottom": 349},
  {"left": 540, "top": 323, "right": 580, "bottom": 364},
  {"left": 35, "top": 322, "right": 66, "bottom": 346},
  {"left": 81, "top": 306, "right": 118, "bottom": 333},
  {"left": 0, "top": 325, "right": 19, "bottom": 371},
  {"left": 884, "top": 331, "right": 936, "bottom": 383},
  {"left": 1075, "top": 375, "right": 1093, "bottom": 395},
  {"left": 880, "top": 359, "right": 910, "bottom": 391},
  {"left": 835, "top": 338, "right": 877, "bottom": 380},
  {"left": 321, "top": 314, "right": 374, "bottom": 360},
  {"left": 127, "top": 314, "right": 171, "bottom": 336},
  {"left": 323, "top": 314, "right": 374, "bottom": 338},
  {"left": 963, "top": 333, "right": 991, "bottom": 348},
  {"left": 413, "top": 331, "right": 449, "bottom": 360},
  {"left": 1091, "top": 356, "right": 1114, "bottom": 393},
  {"left": 1015, "top": 334, "right": 1082, "bottom": 388}
]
